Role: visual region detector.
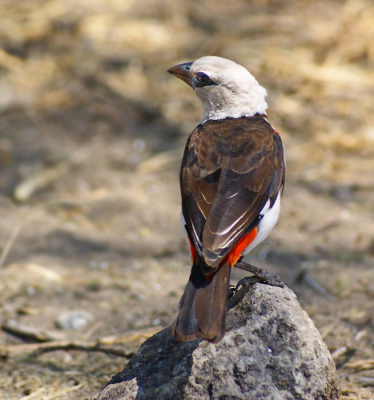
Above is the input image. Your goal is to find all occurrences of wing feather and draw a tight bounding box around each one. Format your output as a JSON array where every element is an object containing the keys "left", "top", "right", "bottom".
[{"left": 180, "top": 116, "right": 285, "bottom": 268}]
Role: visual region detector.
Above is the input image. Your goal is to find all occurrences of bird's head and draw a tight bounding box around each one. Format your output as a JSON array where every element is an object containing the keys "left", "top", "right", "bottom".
[{"left": 168, "top": 56, "right": 268, "bottom": 122}]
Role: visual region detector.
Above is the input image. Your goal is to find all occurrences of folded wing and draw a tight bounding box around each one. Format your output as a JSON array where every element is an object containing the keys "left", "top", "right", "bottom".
[{"left": 181, "top": 115, "right": 285, "bottom": 268}]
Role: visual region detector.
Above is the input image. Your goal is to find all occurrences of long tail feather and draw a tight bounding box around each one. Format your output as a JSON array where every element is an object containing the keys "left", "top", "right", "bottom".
[{"left": 173, "top": 262, "right": 231, "bottom": 342}]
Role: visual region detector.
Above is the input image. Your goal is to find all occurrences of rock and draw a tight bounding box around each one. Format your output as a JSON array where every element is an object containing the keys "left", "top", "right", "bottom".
[
  {"left": 91, "top": 284, "right": 340, "bottom": 400},
  {"left": 55, "top": 310, "right": 94, "bottom": 331}
]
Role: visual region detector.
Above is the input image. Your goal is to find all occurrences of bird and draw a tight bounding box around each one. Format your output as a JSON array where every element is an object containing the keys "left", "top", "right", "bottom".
[{"left": 168, "top": 56, "right": 285, "bottom": 343}]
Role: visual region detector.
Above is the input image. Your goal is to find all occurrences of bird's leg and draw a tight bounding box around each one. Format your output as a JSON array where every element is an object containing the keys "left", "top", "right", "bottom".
[{"left": 235, "top": 260, "right": 284, "bottom": 289}]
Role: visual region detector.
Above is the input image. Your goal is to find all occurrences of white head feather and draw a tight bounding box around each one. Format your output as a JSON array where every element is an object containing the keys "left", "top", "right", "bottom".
[{"left": 190, "top": 56, "right": 268, "bottom": 122}]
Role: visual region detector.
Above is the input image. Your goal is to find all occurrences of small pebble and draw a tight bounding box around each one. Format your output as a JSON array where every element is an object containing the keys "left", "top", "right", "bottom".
[
  {"left": 132, "top": 139, "right": 146, "bottom": 152},
  {"left": 100, "top": 262, "right": 109, "bottom": 270},
  {"left": 56, "top": 310, "right": 95, "bottom": 331},
  {"left": 258, "top": 250, "right": 268, "bottom": 260},
  {"left": 27, "top": 286, "right": 35, "bottom": 295}
]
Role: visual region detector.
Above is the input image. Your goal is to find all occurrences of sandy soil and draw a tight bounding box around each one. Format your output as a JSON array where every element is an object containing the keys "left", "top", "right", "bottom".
[{"left": 1, "top": 0, "right": 374, "bottom": 398}]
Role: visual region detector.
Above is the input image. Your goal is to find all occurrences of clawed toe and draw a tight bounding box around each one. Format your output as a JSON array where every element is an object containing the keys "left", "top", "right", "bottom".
[
  {"left": 235, "top": 276, "right": 263, "bottom": 291},
  {"left": 234, "top": 261, "right": 285, "bottom": 289},
  {"left": 265, "top": 275, "right": 285, "bottom": 288},
  {"left": 236, "top": 275, "right": 284, "bottom": 291}
]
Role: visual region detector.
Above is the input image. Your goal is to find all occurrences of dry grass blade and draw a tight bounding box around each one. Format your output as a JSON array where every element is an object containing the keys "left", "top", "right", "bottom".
[
  {"left": 19, "top": 387, "right": 46, "bottom": 400},
  {"left": 13, "top": 148, "right": 91, "bottom": 202},
  {"left": 18, "top": 383, "right": 85, "bottom": 400},
  {"left": 341, "top": 397, "right": 360, "bottom": 400},
  {"left": 0, "top": 222, "right": 21, "bottom": 269},
  {"left": 13, "top": 163, "right": 71, "bottom": 203},
  {"left": 136, "top": 149, "right": 182, "bottom": 173},
  {"left": 343, "top": 359, "right": 374, "bottom": 371},
  {"left": 331, "top": 346, "right": 348, "bottom": 360},
  {"left": 44, "top": 383, "right": 85, "bottom": 400},
  {"left": 267, "top": 49, "right": 374, "bottom": 88}
]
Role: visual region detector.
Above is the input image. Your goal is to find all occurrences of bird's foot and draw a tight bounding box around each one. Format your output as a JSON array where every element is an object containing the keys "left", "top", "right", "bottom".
[
  {"left": 235, "top": 276, "right": 267, "bottom": 292},
  {"left": 227, "top": 276, "right": 265, "bottom": 309},
  {"left": 235, "top": 261, "right": 285, "bottom": 288},
  {"left": 228, "top": 262, "right": 284, "bottom": 309}
]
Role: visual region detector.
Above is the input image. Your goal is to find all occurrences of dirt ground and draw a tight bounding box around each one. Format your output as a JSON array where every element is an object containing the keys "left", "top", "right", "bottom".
[{"left": 1, "top": 0, "right": 374, "bottom": 399}]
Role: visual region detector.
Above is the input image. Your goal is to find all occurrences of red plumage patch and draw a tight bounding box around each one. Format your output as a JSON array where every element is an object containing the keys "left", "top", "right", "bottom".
[
  {"left": 189, "top": 239, "right": 199, "bottom": 264},
  {"left": 227, "top": 227, "right": 258, "bottom": 267},
  {"left": 189, "top": 226, "right": 258, "bottom": 281}
]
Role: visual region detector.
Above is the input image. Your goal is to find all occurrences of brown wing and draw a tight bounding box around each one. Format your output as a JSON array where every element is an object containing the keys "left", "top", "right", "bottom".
[{"left": 180, "top": 115, "right": 285, "bottom": 268}]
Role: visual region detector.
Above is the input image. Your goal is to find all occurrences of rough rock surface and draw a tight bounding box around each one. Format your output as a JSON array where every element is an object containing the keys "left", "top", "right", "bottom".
[{"left": 92, "top": 284, "right": 340, "bottom": 400}]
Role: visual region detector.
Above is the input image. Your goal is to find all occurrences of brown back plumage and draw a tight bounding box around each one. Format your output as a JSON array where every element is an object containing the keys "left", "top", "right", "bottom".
[{"left": 181, "top": 115, "right": 285, "bottom": 267}]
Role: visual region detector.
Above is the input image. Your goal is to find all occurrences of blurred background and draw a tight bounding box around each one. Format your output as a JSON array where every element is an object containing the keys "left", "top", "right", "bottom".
[{"left": 0, "top": 0, "right": 374, "bottom": 398}]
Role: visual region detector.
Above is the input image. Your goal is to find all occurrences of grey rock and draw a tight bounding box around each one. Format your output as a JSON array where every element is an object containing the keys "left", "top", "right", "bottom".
[{"left": 92, "top": 284, "right": 340, "bottom": 400}]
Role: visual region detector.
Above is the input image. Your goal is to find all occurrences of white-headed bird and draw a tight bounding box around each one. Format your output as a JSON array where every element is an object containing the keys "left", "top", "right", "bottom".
[{"left": 168, "top": 56, "right": 285, "bottom": 343}]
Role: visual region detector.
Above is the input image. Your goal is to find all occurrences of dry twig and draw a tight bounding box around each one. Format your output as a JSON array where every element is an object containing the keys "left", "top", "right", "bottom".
[
  {"left": 2, "top": 322, "right": 65, "bottom": 342},
  {"left": 98, "top": 326, "right": 162, "bottom": 345},
  {"left": 2, "top": 326, "right": 162, "bottom": 359},
  {"left": 5, "top": 339, "right": 134, "bottom": 359}
]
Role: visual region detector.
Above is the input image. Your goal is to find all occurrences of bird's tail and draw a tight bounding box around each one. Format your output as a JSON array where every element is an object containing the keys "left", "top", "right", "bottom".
[{"left": 173, "top": 261, "right": 231, "bottom": 343}]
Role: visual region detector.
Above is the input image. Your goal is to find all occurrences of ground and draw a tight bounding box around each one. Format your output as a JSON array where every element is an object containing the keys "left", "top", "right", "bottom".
[{"left": 0, "top": 0, "right": 374, "bottom": 399}]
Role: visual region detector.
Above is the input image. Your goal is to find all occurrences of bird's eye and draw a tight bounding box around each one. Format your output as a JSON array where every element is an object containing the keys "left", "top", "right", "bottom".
[
  {"left": 196, "top": 73, "right": 209, "bottom": 84},
  {"left": 193, "top": 72, "right": 217, "bottom": 88}
]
